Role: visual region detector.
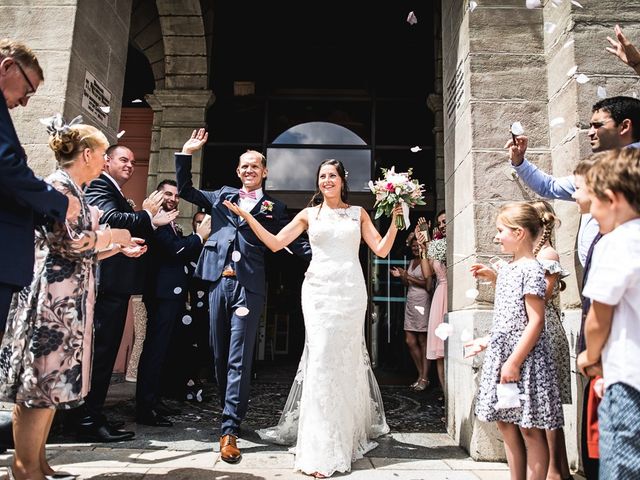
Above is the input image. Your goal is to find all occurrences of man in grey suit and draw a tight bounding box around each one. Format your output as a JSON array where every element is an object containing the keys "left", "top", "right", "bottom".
[{"left": 176, "top": 129, "right": 311, "bottom": 463}]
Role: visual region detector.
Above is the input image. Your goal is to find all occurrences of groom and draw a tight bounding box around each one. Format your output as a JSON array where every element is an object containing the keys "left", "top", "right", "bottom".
[{"left": 175, "top": 129, "right": 311, "bottom": 463}]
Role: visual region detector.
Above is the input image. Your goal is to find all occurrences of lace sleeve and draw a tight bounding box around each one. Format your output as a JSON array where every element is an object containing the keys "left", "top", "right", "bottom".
[{"left": 538, "top": 259, "right": 570, "bottom": 278}]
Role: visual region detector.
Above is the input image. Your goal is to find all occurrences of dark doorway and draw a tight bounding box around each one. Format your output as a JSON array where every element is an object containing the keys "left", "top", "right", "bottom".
[{"left": 203, "top": 1, "right": 438, "bottom": 383}]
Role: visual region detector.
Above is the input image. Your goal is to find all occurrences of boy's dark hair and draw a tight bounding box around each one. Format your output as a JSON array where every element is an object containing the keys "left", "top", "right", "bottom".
[{"left": 592, "top": 96, "right": 640, "bottom": 142}]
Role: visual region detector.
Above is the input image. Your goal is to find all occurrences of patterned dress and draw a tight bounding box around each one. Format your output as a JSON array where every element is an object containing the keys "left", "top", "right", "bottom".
[
  {"left": 474, "top": 259, "right": 564, "bottom": 430},
  {"left": 0, "top": 170, "right": 98, "bottom": 409},
  {"left": 538, "top": 258, "right": 572, "bottom": 405}
]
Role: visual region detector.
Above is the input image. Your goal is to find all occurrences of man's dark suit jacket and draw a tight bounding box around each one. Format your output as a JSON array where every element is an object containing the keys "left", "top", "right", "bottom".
[
  {"left": 0, "top": 93, "right": 68, "bottom": 288},
  {"left": 84, "top": 173, "right": 153, "bottom": 295},
  {"left": 176, "top": 153, "right": 311, "bottom": 296},
  {"left": 144, "top": 223, "right": 203, "bottom": 300}
]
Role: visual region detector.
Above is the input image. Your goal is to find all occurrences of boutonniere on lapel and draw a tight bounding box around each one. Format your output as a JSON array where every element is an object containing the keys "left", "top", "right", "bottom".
[
  {"left": 173, "top": 222, "right": 183, "bottom": 236},
  {"left": 126, "top": 198, "right": 136, "bottom": 209},
  {"left": 260, "top": 200, "right": 274, "bottom": 214}
]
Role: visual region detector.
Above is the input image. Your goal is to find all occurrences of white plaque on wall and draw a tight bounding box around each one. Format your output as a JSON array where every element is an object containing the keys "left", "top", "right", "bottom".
[{"left": 81, "top": 70, "right": 111, "bottom": 126}]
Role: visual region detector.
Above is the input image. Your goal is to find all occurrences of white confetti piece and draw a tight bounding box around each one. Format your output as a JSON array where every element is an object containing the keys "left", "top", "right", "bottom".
[
  {"left": 597, "top": 86, "right": 607, "bottom": 99},
  {"left": 236, "top": 306, "right": 250, "bottom": 317},
  {"left": 510, "top": 122, "right": 525, "bottom": 135},
  {"left": 116, "top": 130, "right": 125, "bottom": 139},
  {"left": 544, "top": 22, "right": 557, "bottom": 34},
  {"left": 187, "top": 379, "right": 195, "bottom": 387},
  {"left": 563, "top": 39, "right": 575, "bottom": 49},
  {"left": 576, "top": 73, "right": 590, "bottom": 84},
  {"left": 551, "top": 0, "right": 563, "bottom": 5},
  {"left": 460, "top": 329, "right": 473, "bottom": 343},
  {"left": 406, "top": 11, "right": 417, "bottom": 25},
  {"left": 190, "top": 261, "right": 197, "bottom": 268},
  {"left": 182, "top": 314, "right": 192, "bottom": 325},
  {"left": 173, "top": 287, "right": 182, "bottom": 294},
  {"left": 469, "top": 1, "right": 478, "bottom": 12},
  {"left": 284, "top": 247, "right": 293, "bottom": 254},
  {"left": 197, "top": 301, "right": 204, "bottom": 308},
  {"left": 435, "top": 323, "right": 454, "bottom": 341},
  {"left": 184, "top": 266, "right": 189, "bottom": 274},
  {"left": 566, "top": 65, "right": 578, "bottom": 77},
  {"left": 465, "top": 288, "right": 480, "bottom": 299},
  {"left": 414, "top": 305, "right": 425, "bottom": 315},
  {"left": 131, "top": 98, "right": 143, "bottom": 103},
  {"left": 231, "top": 250, "right": 242, "bottom": 262},
  {"left": 99, "top": 106, "right": 110, "bottom": 114},
  {"left": 186, "top": 393, "right": 193, "bottom": 400},
  {"left": 571, "top": 0, "right": 583, "bottom": 7},
  {"left": 634, "top": 92, "right": 639, "bottom": 99},
  {"left": 197, "top": 290, "right": 205, "bottom": 298},
  {"left": 550, "top": 117, "right": 565, "bottom": 127},
  {"left": 526, "top": 0, "right": 542, "bottom": 8},
  {"left": 410, "top": 146, "right": 422, "bottom": 153},
  {"left": 196, "top": 389, "right": 203, "bottom": 402}
]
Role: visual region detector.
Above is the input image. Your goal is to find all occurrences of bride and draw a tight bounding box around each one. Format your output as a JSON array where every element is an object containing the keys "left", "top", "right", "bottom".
[{"left": 224, "top": 159, "right": 402, "bottom": 478}]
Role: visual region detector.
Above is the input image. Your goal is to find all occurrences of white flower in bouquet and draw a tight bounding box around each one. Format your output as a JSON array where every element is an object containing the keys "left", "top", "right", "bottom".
[{"left": 368, "top": 167, "right": 426, "bottom": 230}]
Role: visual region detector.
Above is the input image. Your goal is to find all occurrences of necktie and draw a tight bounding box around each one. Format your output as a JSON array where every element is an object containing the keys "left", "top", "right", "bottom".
[
  {"left": 239, "top": 190, "right": 256, "bottom": 200},
  {"left": 578, "top": 231, "right": 603, "bottom": 353}
]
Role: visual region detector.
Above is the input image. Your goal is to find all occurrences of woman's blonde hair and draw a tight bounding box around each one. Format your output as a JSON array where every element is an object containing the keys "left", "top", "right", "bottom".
[
  {"left": 48, "top": 124, "right": 108, "bottom": 168},
  {"left": 496, "top": 201, "right": 548, "bottom": 252}
]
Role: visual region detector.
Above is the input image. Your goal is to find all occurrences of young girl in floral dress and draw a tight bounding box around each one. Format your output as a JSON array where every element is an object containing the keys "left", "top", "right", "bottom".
[{"left": 467, "top": 202, "right": 564, "bottom": 480}]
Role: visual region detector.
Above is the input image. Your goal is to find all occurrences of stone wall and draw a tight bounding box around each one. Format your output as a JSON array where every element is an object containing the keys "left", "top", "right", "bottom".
[
  {"left": 2, "top": 0, "right": 133, "bottom": 177},
  {"left": 443, "top": 0, "right": 640, "bottom": 469}
]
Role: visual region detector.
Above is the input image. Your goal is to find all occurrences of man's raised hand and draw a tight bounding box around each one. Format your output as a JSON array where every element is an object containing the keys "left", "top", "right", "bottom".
[
  {"left": 182, "top": 128, "right": 209, "bottom": 155},
  {"left": 142, "top": 190, "right": 164, "bottom": 216}
]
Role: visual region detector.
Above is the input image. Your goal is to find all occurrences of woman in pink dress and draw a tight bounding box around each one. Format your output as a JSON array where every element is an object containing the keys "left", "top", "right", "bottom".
[{"left": 425, "top": 210, "right": 447, "bottom": 391}]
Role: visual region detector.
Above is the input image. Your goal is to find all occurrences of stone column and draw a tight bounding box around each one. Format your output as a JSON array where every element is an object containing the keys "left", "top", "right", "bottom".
[
  {"left": 442, "top": 0, "right": 549, "bottom": 461},
  {"left": 1, "top": 0, "right": 132, "bottom": 176},
  {"left": 146, "top": 89, "right": 215, "bottom": 228}
]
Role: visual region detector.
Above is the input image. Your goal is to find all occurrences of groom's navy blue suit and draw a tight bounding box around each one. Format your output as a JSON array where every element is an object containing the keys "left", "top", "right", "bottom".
[{"left": 176, "top": 153, "right": 311, "bottom": 435}]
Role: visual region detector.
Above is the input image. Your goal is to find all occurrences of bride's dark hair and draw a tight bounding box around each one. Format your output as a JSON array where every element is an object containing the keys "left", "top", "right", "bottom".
[{"left": 307, "top": 159, "right": 350, "bottom": 207}]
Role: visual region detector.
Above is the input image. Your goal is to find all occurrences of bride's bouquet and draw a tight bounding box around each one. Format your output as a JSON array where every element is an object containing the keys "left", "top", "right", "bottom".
[{"left": 369, "top": 167, "right": 425, "bottom": 230}]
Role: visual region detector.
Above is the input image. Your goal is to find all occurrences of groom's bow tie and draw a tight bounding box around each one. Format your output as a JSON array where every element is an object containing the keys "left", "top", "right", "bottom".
[{"left": 238, "top": 190, "right": 257, "bottom": 200}]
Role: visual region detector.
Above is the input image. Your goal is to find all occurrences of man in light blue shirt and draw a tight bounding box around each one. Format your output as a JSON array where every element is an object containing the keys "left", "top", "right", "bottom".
[{"left": 508, "top": 96, "right": 640, "bottom": 265}]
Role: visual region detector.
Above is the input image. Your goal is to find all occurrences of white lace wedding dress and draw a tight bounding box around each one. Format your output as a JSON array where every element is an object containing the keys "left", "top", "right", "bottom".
[{"left": 257, "top": 205, "right": 389, "bottom": 476}]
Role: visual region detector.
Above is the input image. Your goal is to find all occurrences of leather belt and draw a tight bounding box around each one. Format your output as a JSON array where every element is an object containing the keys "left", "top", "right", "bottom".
[{"left": 222, "top": 268, "right": 236, "bottom": 277}]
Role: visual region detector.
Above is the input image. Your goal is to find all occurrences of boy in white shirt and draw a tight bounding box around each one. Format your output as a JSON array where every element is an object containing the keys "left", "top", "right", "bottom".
[{"left": 577, "top": 147, "right": 640, "bottom": 479}]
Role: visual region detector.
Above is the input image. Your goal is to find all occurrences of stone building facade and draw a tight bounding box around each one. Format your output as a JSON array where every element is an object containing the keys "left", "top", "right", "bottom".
[{"left": 3, "top": 0, "right": 640, "bottom": 470}]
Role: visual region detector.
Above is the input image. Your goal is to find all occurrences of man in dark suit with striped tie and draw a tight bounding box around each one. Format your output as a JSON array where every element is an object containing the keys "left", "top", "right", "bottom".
[{"left": 176, "top": 129, "right": 311, "bottom": 463}]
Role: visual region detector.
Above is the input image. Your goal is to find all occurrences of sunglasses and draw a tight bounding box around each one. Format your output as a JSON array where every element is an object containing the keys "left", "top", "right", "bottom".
[{"left": 14, "top": 61, "right": 36, "bottom": 98}]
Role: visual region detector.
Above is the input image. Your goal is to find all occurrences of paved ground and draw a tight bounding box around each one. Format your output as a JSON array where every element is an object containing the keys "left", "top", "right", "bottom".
[{"left": 0, "top": 378, "right": 586, "bottom": 479}]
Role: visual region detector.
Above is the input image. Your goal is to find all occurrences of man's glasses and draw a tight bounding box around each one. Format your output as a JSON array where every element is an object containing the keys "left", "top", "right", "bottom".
[
  {"left": 588, "top": 119, "right": 615, "bottom": 130},
  {"left": 14, "top": 61, "right": 36, "bottom": 98}
]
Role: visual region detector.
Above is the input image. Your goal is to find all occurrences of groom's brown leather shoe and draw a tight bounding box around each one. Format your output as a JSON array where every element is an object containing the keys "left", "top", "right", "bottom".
[{"left": 220, "top": 434, "right": 241, "bottom": 463}]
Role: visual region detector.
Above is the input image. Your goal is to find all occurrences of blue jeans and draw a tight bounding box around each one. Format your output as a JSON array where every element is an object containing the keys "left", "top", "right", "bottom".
[{"left": 598, "top": 382, "right": 640, "bottom": 480}]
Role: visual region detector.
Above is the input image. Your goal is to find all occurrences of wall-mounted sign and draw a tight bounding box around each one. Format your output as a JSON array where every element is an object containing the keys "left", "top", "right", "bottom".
[{"left": 82, "top": 70, "right": 111, "bottom": 126}]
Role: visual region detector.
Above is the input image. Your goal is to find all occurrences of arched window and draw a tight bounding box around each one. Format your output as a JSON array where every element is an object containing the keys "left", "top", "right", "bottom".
[{"left": 265, "top": 121, "right": 371, "bottom": 191}]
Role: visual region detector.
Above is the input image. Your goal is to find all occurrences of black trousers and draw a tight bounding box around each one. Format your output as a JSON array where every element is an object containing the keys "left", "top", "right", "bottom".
[
  {"left": 136, "top": 298, "right": 183, "bottom": 410},
  {"left": 82, "top": 291, "right": 131, "bottom": 422}
]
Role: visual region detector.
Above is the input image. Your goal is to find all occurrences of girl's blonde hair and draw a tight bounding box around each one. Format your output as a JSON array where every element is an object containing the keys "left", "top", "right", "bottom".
[
  {"left": 496, "top": 201, "right": 548, "bottom": 253},
  {"left": 529, "top": 200, "right": 560, "bottom": 256},
  {"left": 48, "top": 124, "right": 108, "bottom": 168}
]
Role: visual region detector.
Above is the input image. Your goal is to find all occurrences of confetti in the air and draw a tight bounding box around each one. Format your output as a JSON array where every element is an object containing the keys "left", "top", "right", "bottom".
[
  {"left": 576, "top": 73, "right": 590, "bottom": 84},
  {"left": 566, "top": 66, "right": 578, "bottom": 77},
  {"left": 526, "top": 0, "right": 542, "bottom": 8},
  {"left": 460, "top": 329, "right": 473, "bottom": 343},
  {"left": 571, "top": 0, "right": 584, "bottom": 7},
  {"left": 469, "top": 1, "right": 478, "bottom": 12},
  {"left": 435, "top": 323, "right": 454, "bottom": 341},
  {"left": 410, "top": 146, "right": 422, "bottom": 153},
  {"left": 406, "top": 11, "right": 418, "bottom": 25},
  {"left": 116, "top": 130, "right": 125, "bottom": 139},
  {"left": 510, "top": 122, "right": 525, "bottom": 135},
  {"left": 197, "top": 290, "right": 205, "bottom": 298},
  {"left": 132, "top": 98, "right": 143, "bottom": 103},
  {"left": 99, "top": 106, "right": 110, "bottom": 114},
  {"left": 544, "top": 22, "right": 557, "bottom": 34},
  {"left": 173, "top": 287, "right": 182, "bottom": 294},
  {"left": 550, "top": 117, "right": 566, "bottom": 128},
  {"left": 597, "top": 86, "right": 607, "bottom": 99},
  {"left": 182, "top": 315, "right": 192, "bottom": 325},
  {"left": 465, "top": 288, "right": 480, "bottom": 299},
  {"left": 231, "top": 251, "right": 242, "bottom": 262},
  {"left": 236, "top": 307, "right": 250, "bottom": 317},
  {"left": 414, "top": 305, "right": 425, "bottom": 315}
]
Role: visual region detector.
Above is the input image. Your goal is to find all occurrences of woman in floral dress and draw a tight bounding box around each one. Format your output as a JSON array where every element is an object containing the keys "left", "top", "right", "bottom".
[{"left": 0, "top": 118, "right": 145, "bottom": 480}]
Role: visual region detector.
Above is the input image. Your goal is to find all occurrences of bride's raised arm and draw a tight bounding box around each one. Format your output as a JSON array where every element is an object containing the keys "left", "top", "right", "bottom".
[
  {"left": 223, "top": 200, "right": 308, "bottom": 252},
  {"left": 360, "top": 204, "right": 402, "bottom": 258}
]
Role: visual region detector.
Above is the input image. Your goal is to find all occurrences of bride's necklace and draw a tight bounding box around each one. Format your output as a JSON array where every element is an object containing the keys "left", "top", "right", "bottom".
[{"left": 322, "top": 203, "right": 350, "bottom": 219}]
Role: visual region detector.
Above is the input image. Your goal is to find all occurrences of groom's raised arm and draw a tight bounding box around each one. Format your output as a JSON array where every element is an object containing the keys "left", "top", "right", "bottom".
[{"left": 175, "top": 129, "right": 217, "bottom": 210}]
